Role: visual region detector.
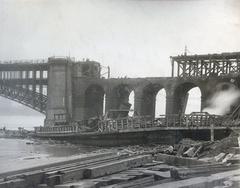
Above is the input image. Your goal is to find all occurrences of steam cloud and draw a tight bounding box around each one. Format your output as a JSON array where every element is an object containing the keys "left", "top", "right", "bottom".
[{"left": 203, "top": 86, "right": 240, "bottom": 115}]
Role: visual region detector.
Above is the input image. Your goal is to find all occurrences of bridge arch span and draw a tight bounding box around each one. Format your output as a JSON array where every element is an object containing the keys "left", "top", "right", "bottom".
[
  {"left": 136, "top": 83, "right": 166, "bottom": 117},
  {"left": 172, "top": 81, "right": 203, "bottom": 114},
  {"left": 106, "top": 84, "right": 134, "bottom": 118}
]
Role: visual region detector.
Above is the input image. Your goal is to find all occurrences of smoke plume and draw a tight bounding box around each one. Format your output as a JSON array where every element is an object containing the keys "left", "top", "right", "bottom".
[{"left": 203, "top": 86, "right": 240, "bottom": 115}]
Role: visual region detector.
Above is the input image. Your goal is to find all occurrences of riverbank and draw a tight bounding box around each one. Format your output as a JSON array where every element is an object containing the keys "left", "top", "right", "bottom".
[
  {"left": 1, "top": 149, "right": 240, "bottom": 188},
  {"left": 1, "top": 133, "right": 240, "bottom": 187}
]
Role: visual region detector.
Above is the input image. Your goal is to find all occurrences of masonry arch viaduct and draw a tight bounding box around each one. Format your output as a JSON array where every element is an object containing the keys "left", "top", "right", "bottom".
[
  {"left": 0, "top": 52, "right": 239, "bottom": 127},
  {"left": 71, "top": 76, "right": 238, "bottom": 121}
]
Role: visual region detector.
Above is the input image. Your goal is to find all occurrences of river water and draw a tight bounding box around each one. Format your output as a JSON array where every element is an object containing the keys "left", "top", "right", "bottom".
[{"left": 0, "top": 138, "right": 101, "bottom": 174}]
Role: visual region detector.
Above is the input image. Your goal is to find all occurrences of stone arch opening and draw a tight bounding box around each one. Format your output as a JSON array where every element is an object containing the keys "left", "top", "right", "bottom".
[
  {"left": 129, "top": 91, "right": 135, "bottom": 117},
  {"left": 84, "top": 84, "right": 105, "bottom": 119},
  {"left": 110, "top": 84, "right": 133, "bottom": 118},
  {"left": 185, "top": 87, "right": 201, "bottom": 114},
  {"left": 173, "top": 82, "right": 202, "bottom": 115},
  {"left": 155, "top": 89, "right": 166, "bottom": 117},
  {"left": 141, "top": 84, "right": 165, "bottom": 117}
]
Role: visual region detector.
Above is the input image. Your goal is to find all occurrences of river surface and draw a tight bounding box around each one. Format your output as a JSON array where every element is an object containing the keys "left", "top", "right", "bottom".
[{"left": 0, "top": 138, "right": 102, "bottom": 174}]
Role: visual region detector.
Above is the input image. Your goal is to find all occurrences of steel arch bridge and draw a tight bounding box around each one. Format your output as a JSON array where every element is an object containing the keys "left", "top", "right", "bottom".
[
  {"left": 0, "top": 84, "right": 47, "bottom": 114},
  {"left": 0, "top": 59, "right": 48, "bottom": 114}
]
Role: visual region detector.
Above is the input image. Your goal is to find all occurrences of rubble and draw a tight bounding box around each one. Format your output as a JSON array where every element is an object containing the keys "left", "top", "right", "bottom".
[
  {"left": 106, "top": 131, "right": 240, "bottom": 165},
  {"left": 199, "top": 132, "right": 239, "bottom": 158},
  {"left": 115, "top": 144, "right": 172, "bottom": 156},
  {"left": 171, "top": 132, "right": 239, "bottom": 163}
]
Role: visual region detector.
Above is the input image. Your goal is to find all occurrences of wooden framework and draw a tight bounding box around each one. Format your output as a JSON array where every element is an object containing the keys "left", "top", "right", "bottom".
[{"left": 171, "top": 52, "right": 240, "bottom": 78}]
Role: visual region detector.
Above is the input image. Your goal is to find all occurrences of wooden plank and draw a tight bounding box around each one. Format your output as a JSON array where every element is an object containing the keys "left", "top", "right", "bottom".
[
  {"left": 170, "top": 163, "right": 240, "bottom": 179},
  {"left": 58, "top": 154, "right": 130, "bottom": 182},
  {"left": 141, "top": 170, "right": 170, "bottom": 179},
  {"left": 45, "top": 174, "right": 63, "bottom": 187},
  {"left": 0, "top": 178, "right": 26, "bottom": 188},
  {"left": 83, "top": 155, "right": 152, "bottom": 179},
  {"left": 60, "top": 168, "right": 85, "bottom": 183},
  {"left": 148, "top": 168, "right": 240, "bottom": 188},
  {"left": 104, "top": 175, "right": 155, "bottom": 188},
  {"left": 154, "top": 153, "right": 210, "bottom": 167}
]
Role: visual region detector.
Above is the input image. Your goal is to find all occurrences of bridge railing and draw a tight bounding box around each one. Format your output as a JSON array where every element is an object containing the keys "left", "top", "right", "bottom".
[
  {"left": 35, "top": 113, "right": 236, "bottom": 135},
  {"left": 35, "top": 120, "right": 96, "bottom": 134},
  {"left": 97, "top": 113, "right": 225, "bottom": 133},
  {"left": 0, "top": 59, "right": 48, "bottom": 64},
  {"left": 35, "top": 125, "right": 78, "bottom": 134},
  {"left": 35, "top": 125, "right": 81, "bottom": 134},
  {"left": 180, "top": 114, "right": 224, "bottom": 127},
  {"left": 97, "top": 116, "right": 154, "bottom": 132}
]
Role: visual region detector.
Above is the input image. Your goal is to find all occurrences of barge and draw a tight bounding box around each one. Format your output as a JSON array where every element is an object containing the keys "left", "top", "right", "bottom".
[{"left": 35, "top": 113, "right": 233, "bottom": 146}]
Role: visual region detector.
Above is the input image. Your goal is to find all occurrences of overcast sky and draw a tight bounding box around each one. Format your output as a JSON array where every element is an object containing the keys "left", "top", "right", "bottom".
[{"left": 0, "top": 0, "right": 239, "bottom": 130}]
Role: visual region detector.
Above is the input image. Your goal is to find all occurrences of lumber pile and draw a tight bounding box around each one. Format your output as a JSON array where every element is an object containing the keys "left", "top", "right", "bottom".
[
  {"left": 0, "top": 152, "right": 129, "bottom": 188},
  {"left": 52, "top": 160, "right": 240, "bottom": 188},
  {"left": 54, "top": 162, "right": 174, "bottom": 188},
  {"left": 83, "top": 155, "right": 151, "bottom": 179},
  {"left": 0, "top": 154, "right": 154, "bottom": 188}
]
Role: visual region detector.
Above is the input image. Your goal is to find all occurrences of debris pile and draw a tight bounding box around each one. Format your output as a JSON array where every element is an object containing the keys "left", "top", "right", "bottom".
[
  {"left": 174, "top": 138, "right": 204, "bottom": 158},
  {"left": 108, "top": 131, "right": 240, "bottom": 164},
  {"left": 115, "top": 144, "right": 172, "bottom": 156},
  {"left": 173, "top": 132, "right": 240, "bottom": 164},
  {"left": 199, "top": 132, "right": 239, "bottom": 158}
]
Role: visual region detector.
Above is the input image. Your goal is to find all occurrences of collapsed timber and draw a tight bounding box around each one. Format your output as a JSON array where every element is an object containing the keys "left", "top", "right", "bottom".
[
  {"left": 34, "top": 112, "right": 237, "bottom": 146},
  {"left": 2, "top": 133, "right": 240, "bottom": 188}
]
